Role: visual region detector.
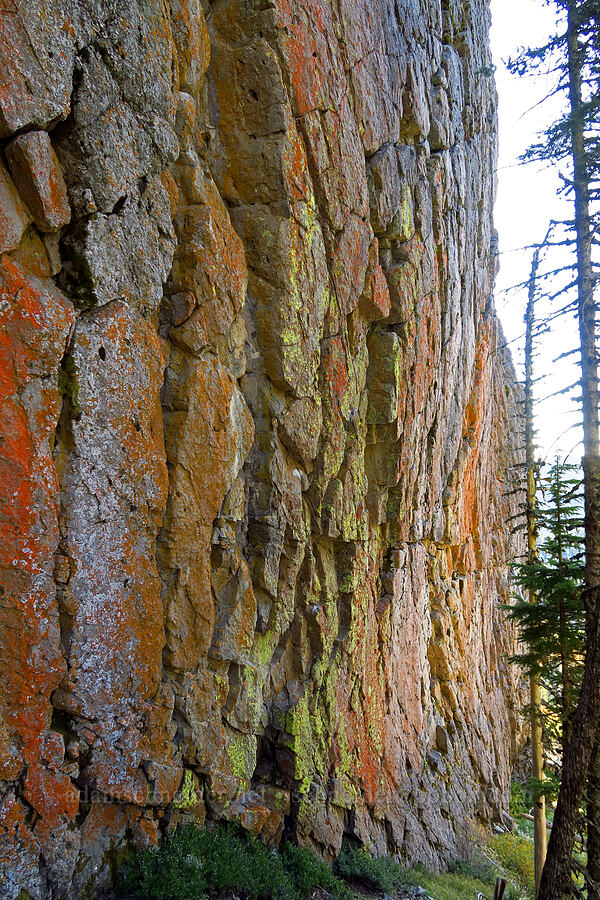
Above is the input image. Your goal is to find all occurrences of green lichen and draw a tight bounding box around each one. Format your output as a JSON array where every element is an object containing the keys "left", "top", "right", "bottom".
[
  {"left": 285, "top": 696, "right": 316, "bottom": 796},
  {"left": 398, "top": 186, "right": 414, "bottom": 241},
  {"left": 335, "top": 714, "right": 353, "bottom": 780},
  {"left": 251, "top": 631, "right": 277, "bottom": 669},
  {"left": 226, "top": 732, "right": 257, "bottom": 789},
  {"left": 297, "top": 792, "right": 316, "bottom": 829},
  {"left": 173, "top": 769, "right": 198, "bottom": 810},
  {"left": 278, "top": 198, "right": 329, "bottom": 392}
]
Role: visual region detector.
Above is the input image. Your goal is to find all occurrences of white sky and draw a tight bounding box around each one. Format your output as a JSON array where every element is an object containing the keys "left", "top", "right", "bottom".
[{"left": 490, "top": 0, "right": 582, "bottom": 461}]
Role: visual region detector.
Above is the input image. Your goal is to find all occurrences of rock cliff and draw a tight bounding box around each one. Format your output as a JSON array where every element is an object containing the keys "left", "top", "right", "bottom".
[{"left": 0, "top": 0, "right": 524, "bottom": 896}]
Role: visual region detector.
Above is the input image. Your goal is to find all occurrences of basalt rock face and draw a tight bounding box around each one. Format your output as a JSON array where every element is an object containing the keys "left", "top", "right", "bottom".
[{"left": 0, "top": 0, "right": 524, "bottom": 896}]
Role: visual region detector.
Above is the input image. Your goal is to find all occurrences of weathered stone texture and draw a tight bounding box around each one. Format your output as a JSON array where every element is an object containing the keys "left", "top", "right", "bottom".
[
  {"left": 0, "top": 0, "right": 525, "bottom": 895},
  {"left": 5, "top": 132, "right": 71, "bottom": 232}
]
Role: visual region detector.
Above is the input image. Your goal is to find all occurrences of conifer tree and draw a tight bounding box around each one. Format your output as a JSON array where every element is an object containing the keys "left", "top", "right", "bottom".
[
  {"left": 523, "top": 239, "right": 548, "bottom": 897},
  {"left": 507, "top": 2, "right": 599, "bottom": 895},
  {"left": 509, "top": 459, "right": 585, "bottom": 755}
]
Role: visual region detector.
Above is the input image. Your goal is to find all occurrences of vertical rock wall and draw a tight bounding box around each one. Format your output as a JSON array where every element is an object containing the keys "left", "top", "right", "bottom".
[{"left": 0, "top": 0, "right": 524, "bottom": 896}]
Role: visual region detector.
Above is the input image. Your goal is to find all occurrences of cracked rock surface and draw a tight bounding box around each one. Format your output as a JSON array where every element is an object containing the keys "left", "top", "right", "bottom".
[{"left": 0, "top": 0, "right": 525, "bottom": 896}]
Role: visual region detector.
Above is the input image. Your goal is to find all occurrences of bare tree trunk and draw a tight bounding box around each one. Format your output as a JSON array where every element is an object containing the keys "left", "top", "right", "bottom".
[
  {"left": 539, "top": 1, "right": 600, "bottom": 896},
  {"left": 571, "top": 0, "right": 600, "bottom": 892},
  {"left": 555, "top": 462, "right": 573, "bottom": 756},
  {"left": 524, "top": 244, "right": 547, "bottom": 898},
  {"left": 589, "top": 751, "right": 600, "bottom": 900},
  {"left": 558, "top": 593, "right": 571, "bottom": 756},
  {"left": 539, "top": 597, "right": 600, "bottom": 899}
]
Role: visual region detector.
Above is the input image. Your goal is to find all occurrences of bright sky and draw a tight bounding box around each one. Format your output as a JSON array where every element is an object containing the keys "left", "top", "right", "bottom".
[{"left": 490, "top": 0, "right": 582, "bottom": 461}]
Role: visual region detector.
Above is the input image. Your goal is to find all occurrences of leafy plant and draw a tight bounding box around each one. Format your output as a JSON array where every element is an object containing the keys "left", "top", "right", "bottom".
[
  {"left": 118, "top": 825, "right": 210, "bottom": 900},
  {"left": 335, "top": 839, "right": 408, "bottom": 892},
  {"left": 119, "top": 823, "right": 351, "bottom": 900},
  {"left": 281, "top": 843, "right": 351, "bottom": 900},
  {"left": 487, "top": 832, "right": 535, "bottom": 899}
]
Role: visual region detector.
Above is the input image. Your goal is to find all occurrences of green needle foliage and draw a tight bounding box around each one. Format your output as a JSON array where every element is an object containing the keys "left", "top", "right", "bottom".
[
  {"left": 507, "top": 460, "right": 585, "bottom": 752},
  {"left": 506, "top": 1, "right": 600, "bottom": 891}
]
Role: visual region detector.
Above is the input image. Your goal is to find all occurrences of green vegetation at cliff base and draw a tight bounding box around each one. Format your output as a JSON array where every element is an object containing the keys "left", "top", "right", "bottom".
[
  {"left": 118, "top": 824, "right": 351, "bottom": 900},
  {"left": 118, "top": 823, "right": 535, "bottom": 900}
]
